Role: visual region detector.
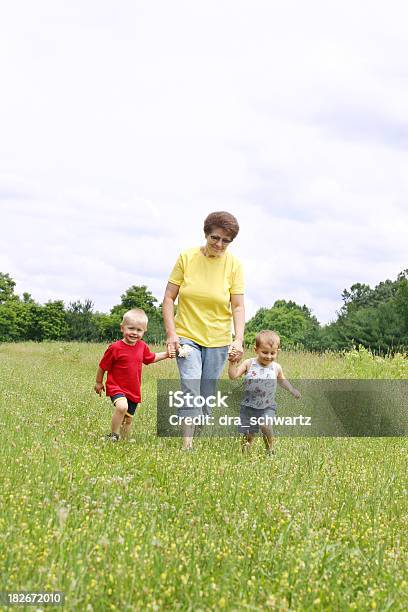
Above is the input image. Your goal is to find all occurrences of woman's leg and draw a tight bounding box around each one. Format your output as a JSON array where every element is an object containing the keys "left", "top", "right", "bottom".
[
  {"left": 200, "top": 345, "right": 229, "bottom": 413},
  {"left": 176, "top": 339, "right": 202, "bottom": 449}
]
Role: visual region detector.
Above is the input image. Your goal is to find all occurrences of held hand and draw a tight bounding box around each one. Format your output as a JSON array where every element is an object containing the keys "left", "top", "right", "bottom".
[
  {"left": 94, "top": 382, "right": 105, "bottom": 396},
  {"left": 166, "top": 334, "right": 180, "bottom": 358},
  {"left": 167, "top": 344, "right": 177, "bottom": 359},
  {"left": 228, "top": 348, "right": 240, "bottom": 363},
  {"left": 229, "top": 340, "right": 243, "bottom": 362}
]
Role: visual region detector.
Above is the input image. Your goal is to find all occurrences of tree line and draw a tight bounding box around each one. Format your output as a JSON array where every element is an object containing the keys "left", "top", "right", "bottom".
[
  {"left": 0, "top": 271, "right": 407, "bottom": 352},
  {"left": 0, "top": 275, "right": 165, "bottom": 344}
]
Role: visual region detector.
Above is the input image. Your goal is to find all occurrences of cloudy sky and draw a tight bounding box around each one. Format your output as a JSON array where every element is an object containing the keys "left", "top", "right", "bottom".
[{"left": 1, "top": 0, "right": 407, "bottom": 324}]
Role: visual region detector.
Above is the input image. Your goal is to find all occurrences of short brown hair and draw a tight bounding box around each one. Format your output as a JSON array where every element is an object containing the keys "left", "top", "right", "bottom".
[
  {"left": 255, "top": 330, "right": 280, "bottom": 348},
  {"left": 204, "top": 211, "right": 240, "bottom": 240}
]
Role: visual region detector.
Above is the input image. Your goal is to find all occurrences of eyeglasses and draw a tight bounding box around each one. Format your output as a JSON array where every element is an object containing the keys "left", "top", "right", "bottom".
[{"left": 208, "top": 234, "right": 232, "bottom": 245}]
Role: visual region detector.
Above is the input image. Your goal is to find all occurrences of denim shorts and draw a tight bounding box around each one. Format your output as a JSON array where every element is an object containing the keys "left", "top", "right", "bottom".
[
  {"left": 238, "top": 405, "right": 277, "bottom": 434},
  {"left": 176, "top": 337, "right": 229, "bottom": 417}
]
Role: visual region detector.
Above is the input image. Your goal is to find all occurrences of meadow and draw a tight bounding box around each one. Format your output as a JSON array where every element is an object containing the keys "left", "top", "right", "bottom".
[{"left": 0, "top": 342, "right": 407, "bottom": 611}]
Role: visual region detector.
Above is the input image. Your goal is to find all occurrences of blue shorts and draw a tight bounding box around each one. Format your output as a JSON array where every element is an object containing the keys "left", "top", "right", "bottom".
[
  {"left": 239, "top": 405, "right": 277, "bottom": 434},
  {"left": 110, "top": 394, "right": 138, "bottom": 417}
]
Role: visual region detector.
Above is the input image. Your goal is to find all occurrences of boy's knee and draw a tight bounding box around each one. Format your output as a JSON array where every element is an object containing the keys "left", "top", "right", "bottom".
[{"left": 114, "top": 399, "right": 128, "bottom": 414}]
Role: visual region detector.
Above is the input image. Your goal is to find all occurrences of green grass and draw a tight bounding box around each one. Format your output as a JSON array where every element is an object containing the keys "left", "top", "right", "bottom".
[{"left": 0, "top": 343, "right": 407, "bottom": 611}]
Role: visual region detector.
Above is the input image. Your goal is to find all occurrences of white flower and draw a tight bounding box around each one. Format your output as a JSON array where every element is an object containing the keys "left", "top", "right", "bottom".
[
  {"left": 57, "top": 506, "right": 69, "bottom": 528},
  {"left": 98, "top": 536, "right": 110, "bottom": 548},
  {"left": 178, "top": 344, "right": 193, "bottom": 358}
]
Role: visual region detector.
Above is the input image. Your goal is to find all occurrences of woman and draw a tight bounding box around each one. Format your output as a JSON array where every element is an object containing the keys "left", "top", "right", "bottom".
[{"left": 163, "top": 211, "right": 245, "bottom": 450}]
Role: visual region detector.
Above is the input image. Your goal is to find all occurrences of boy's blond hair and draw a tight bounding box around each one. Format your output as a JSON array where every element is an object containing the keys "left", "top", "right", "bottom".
[
  {"left": 255, "top": 330, "right": 280, "bottom": 348},
  {"left": 121, "top": 308, "right": 148, "bottom": 326}
]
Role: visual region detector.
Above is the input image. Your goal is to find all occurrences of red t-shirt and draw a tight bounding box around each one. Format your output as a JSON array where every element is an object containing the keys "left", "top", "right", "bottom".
[{"left": 99, "top": 339, "right": 156, "bottom": 403}]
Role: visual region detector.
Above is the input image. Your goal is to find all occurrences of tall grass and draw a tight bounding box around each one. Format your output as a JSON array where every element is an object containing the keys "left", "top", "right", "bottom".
[{"left": 0, "top": 343, "right": 407, "bottom": 610}]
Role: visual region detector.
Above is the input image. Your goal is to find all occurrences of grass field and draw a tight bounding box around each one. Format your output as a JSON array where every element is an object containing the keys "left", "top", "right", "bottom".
[{"left": 1, "top": 342, "right": 407, "bottom": 611}]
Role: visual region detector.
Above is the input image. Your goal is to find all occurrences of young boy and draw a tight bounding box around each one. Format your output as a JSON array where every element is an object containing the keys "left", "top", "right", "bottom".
[
  {"left": 94, "top": 308, "right": 174, "bottom": 441},
  {"left": 228, "top": 330, "right": 301, "bottom": 454}
]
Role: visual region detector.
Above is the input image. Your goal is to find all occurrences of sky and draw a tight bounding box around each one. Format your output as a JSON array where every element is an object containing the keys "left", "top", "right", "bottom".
[{"left": 1, "top": 0, "right": 407, "bottom": 324}]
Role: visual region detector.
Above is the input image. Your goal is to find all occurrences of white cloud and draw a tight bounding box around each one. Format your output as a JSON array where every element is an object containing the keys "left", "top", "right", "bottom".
[{"left": 1, "top": 0, "right": 407, "bottom": 325}]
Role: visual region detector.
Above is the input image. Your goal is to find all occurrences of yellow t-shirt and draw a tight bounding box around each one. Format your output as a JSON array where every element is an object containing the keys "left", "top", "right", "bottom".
[{"left": 168, "top": 247, "right": 244, "bottom": 347}]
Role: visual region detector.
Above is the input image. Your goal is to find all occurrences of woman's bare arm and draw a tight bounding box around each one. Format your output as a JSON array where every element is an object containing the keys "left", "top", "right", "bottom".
[{"left": 162, "top": 282, "right": 181, "bottom": 351}]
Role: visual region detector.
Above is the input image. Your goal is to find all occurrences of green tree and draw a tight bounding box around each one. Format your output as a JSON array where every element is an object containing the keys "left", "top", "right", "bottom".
[
  {"left": 144, "top": 305, "right": 166, "bottom": 344},
  {"left": 19, "top": 301, "right": 43, "bottom": 341},
  {"left": 245, "top": 300, "right": 321, "bottom": 349},
  {"left": 0, "top": 293, "right": 44, "bottom": 342},
  {"left": 341, "top": 283, "right": 374, "bottom": 315},
  {"left": 111, "top": 285, "right": 158, "bottom": 317},
  {"left": 66, "top": 299, "right": 98, "bottom": 341},
  {"left": 0, "top": 272, "right": 17, "bottom": 304},
  {"left": 395, "top": 272, "right": 408, "bottom": 340},
  {"left": 38, "top": 301, "right": 68, "bottom": 340},
  {"left": 93, "top": 312, "right": 123, "bottom": 342},
  {"left": 326, "top": 271, "right": 408, "bottom": 352},
  {"left": 0, "top": 303, "right": 19, "bottom": 340},
  {"left": 22, "top": 292, "right": 36, "bottom": 304},
  {"left": 110, "top": 285, "right": 165, "bottom": 344}
]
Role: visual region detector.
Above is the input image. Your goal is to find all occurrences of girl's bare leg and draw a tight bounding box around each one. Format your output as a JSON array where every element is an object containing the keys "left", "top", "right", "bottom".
[
  {"left": 242, "top": 432, "right": 255, "bottom": 453},
  {"left": 260, "top": 426, "right": 274, "bottom": 452}
]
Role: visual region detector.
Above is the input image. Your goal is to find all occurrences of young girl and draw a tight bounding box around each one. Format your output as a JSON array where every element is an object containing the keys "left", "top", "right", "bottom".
[{"left": 228, "top": 330, "right": 301, "bottom": 454}]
